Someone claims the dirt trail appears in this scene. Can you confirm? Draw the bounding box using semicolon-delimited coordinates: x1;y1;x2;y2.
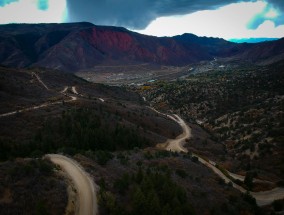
0;75;77;118
32;72;49;90
153;108;284;206
165;114;190;153
0;96;76;118
99;98;105;102
61;86;68;93
47;154;98;215
150;107;190;152
72;86;79;95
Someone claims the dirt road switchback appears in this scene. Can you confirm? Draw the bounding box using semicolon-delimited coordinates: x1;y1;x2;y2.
47;154;98;215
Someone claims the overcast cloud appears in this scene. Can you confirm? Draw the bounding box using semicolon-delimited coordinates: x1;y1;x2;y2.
66;0;284;29
0;0;284;39
66;0;247;29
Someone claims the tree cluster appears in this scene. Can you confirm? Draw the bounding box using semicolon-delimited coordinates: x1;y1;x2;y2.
99;168;195;215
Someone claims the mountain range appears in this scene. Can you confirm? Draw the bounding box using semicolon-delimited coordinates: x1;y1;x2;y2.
229;38;278;43
0;22;283;72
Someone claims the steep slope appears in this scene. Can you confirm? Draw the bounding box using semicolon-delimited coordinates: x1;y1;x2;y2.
0;67;182;159
35;27;205;71
0;23;94;68
233;38;284;65
0;23;283;72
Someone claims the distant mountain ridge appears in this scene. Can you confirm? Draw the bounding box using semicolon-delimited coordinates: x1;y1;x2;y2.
229;38;278;43
0;22;283;72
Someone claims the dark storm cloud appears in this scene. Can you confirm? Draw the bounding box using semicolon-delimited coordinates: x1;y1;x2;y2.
268;0;284;10
66;0;155;29
66;0;284;29
66;0;246;29
267;0;284;26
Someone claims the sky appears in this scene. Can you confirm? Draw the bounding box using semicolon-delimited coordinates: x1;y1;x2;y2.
0;0;284;40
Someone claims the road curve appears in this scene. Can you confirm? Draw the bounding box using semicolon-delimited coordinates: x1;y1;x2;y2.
165;114;190;153
251;188;284;206
149;107;189;152
72;86;79;95
46;154;98;215
227;171;273;184
159;112;284;206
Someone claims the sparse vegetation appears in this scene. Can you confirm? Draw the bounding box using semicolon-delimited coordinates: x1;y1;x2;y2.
139;66;284;179
0;159;67;215
0;62;283;215
77;151;260;215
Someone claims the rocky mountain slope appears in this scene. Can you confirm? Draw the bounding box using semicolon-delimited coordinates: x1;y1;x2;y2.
0;22;283;72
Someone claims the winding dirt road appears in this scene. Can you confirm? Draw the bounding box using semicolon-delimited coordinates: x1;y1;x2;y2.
165;114;190;153
0;102;61;118
2;74;97;214
191;155;284;206
151;107;189;152
156;110;284;206
0;94;77;118
0;74;77;118
47;154;98;215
